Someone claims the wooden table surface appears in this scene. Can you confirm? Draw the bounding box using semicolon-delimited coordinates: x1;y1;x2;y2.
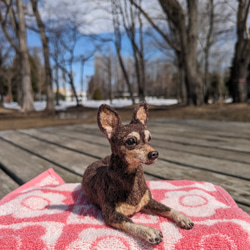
0;119;249;214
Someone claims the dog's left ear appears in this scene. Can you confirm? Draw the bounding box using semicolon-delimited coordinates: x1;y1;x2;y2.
131;101;148;126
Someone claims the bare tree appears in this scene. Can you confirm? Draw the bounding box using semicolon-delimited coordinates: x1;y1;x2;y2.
118;0;146;101
202;0;214;103
101;49;113;103
61;23;80;106
49;22;80;106
229;0;250;102
0;31;12;106
0;49;5;106
111;0;135;104
31;0;54;113
197;0;236;103
49;27;63;106
0;0;35;112
131;0;204;105
5;64;15;103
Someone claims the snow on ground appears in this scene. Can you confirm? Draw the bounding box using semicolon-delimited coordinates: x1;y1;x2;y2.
3;98;179;111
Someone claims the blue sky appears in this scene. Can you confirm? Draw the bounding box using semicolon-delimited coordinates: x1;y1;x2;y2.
26;26;163;94
27;28;96;93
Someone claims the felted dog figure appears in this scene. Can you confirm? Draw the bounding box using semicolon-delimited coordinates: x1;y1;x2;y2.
82;102;194;245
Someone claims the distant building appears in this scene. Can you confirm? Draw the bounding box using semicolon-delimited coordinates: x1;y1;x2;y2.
53;88;87;103
65;89;87;103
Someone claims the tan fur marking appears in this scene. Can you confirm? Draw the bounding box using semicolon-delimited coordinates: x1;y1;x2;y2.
111;221;163;244
154;208;172;217
125;155;139;171
127;131;140;141
144;130;151;142
157;209;193;228
125;145;156;169
115;190;150;216
136;107;147;124
111;221;128;232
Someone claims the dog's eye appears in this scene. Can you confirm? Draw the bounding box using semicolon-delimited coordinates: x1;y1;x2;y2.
148;135;152;142
126;138;136;145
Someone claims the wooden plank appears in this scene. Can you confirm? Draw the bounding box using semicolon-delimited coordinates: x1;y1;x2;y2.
17;126;250;208
152;140;250;165
151;119;250;136
20;129;110;157
150;125;250;149
150;131;250;153
57;124;250;168
63;119;250;139
151;123;250;140
0;168;19;199
24;127;110;151
36;126;250;180
53;122;250;154
0;131;97;176
153;146;250;179
0;134;82;184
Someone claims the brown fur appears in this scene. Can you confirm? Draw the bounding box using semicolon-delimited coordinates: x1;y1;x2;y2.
82;102;194;245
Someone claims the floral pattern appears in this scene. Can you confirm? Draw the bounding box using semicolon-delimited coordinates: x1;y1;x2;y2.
0;169;250;249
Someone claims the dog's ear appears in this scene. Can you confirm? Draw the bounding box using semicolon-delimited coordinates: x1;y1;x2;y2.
131;101;148;126
98;104;121;139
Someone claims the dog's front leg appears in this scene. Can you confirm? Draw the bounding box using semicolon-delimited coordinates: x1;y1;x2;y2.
102;204;163;245
145;199;194;229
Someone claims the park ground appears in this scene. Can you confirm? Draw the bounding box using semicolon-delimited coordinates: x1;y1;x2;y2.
0;102;250;131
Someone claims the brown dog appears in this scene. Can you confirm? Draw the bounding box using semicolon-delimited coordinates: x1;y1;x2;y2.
82;102;194;245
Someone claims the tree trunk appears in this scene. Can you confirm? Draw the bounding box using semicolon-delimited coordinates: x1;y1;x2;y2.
116;44;135;104
7;75;13;103
229;0;250;103
204;0;214;104
31;0;54;113
184;53;204;106
16;0;34;112
68;73;80;106
55;65;60;106
132;44;144;100
176;51;187;103
204;47;210;104
184;0;204;105
0;77;3;107
231;49;250;102
111;0;135;104
107;56;113;104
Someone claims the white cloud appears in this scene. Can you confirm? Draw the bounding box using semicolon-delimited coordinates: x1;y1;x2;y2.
40;0;164;35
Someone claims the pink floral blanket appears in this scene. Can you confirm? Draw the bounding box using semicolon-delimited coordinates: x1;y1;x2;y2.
0;168;250;249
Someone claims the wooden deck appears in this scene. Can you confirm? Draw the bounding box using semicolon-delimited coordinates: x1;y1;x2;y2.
0;119;249;214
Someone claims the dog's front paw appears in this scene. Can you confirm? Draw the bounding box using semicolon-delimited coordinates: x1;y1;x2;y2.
147;227;163;245
134;224;163;245
177;215;194;229
171;210;194;229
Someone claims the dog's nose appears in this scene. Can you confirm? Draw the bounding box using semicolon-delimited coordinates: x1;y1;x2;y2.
148;151;159;160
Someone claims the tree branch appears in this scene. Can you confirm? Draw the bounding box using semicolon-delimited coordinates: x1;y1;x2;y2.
129;0;179;51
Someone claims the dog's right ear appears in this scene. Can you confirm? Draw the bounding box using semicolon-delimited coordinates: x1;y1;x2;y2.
97;104;121;139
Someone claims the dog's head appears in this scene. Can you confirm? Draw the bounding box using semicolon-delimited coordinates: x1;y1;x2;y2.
98;102;158;170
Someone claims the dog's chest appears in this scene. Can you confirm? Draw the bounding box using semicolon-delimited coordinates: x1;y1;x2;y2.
115;176;150;216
